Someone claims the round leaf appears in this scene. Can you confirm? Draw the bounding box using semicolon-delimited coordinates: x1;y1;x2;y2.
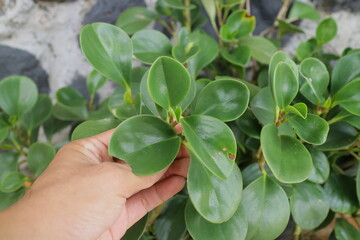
185;200;248;240
86;69;107;98
172;28;199;63
250;87;276;125
148;56;191;110
333;79;360;116
187;153;242;223
284;103;307;119
116;7;157;35
220;46;251;67
56;87;87;106
0;153;19;181
239;36;277;64
0;120;10;143
0;75;38;117
71;119;121;141
54;87;88;121
122;214;148;240
334;218;360;240
307;146;330;184
21;94;53;130
220;10;255;41
316;18;337;45
0;189;25;211
28;142;56;177
260;124;312;183
288;1;320;21
357;165;360;205
181;115;236;179
194;79;249;122
290;181;330;229
80;23;132;88
235;110;261;139
109;115;181;175
242;175;290;240
0;172;24;193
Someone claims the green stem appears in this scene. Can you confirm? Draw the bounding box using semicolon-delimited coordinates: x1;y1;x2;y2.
184;0;191;31
156;18;174;35
293;225;302;240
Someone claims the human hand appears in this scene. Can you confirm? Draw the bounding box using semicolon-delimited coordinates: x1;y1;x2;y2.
0;127;189;240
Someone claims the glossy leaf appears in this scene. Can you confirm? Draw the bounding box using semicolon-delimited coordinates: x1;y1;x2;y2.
277;19;304;39
86;69;107;98
290;181;329;229
0;172;24;193
239;36;277;64
200;0;217;33
307;147;330;184
220;46;251;67
194;79;249;122
54;87;88;121
316;18;337;45
288;1;320;21
21;94;53;130
0;120;9;143
164;0;196;9
333;79;360;116
0;153;18;181
181;115;236;179
0;75;38;117
242;175;290;240
80;23;132;88
235;110;261;139
71;119;121;141
28;142;56;177
185;200;247;240
324;172;359;214
88;98;113;120
242;163;262;187
285;103;307;119
116;7;157;35
334;218;360;240
0;189;25;211
250;87;276;125
187;152;242;223
215;76;260;101
220;10;255;41
260;124;312;183
122;214;148;240
357;165;360;204
148;56;191;110
109;115;181;175
178;76;196;111
140;71;165;117
172;28;199;63
296;40;316;61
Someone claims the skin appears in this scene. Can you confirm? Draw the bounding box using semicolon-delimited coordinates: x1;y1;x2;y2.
0;127;189;240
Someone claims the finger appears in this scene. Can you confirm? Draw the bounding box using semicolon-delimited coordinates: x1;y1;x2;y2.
176;144;190;159
163;157;190;179
174;123;183;134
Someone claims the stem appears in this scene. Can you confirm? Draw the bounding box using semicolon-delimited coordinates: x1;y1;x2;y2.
216;4;224;47
293;225;302;240
146;203;165;231
184;0;191;31
156;18;174;35
256;147;267;175
246;0;251;16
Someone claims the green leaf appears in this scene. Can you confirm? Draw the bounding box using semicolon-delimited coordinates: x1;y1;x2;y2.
299;57;329;104
242;175;290;240
250;87;276;125
288;114;329;145
28;142;56;177
260;124;312;183
154;195;187;240
0;75;38;117
21;94;53;130
277;121;296;137
140;71;165;117
220;10;255;41
53;87;88;121
132;29;172;64
0;153;18;181
276;19;304;39
239;36;277;64
185;200;248;240
285;103;307;119
181;115;236;179
333;79;360;116
307;146;330;184
116;7;157;35
330;109;360;129
324;172;359;214
290;181;329;229
200;0;217;33
43;116;71;141
215;76;260;101
172;28;200;63
164;0;196;9
296;40;316;61
273;62;299;109
357;164;360;204
80;23;132;88
242;163;262;187
316;18;337;45
220;46;251;67
334;218;360;240
331;52;360;94
88;98;113;120
86;69;107;99
71;119;121;141
109;115;181;175
235;110;262;139
0;120;10;143
194;79;249;122
122;214;148;240
0;172;24;193
187;152;242;223
0;188;25;211
288;1;320;21
316;122;358;151
187;31;219;78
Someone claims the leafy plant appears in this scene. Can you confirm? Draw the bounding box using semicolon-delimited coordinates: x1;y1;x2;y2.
0;0;359;239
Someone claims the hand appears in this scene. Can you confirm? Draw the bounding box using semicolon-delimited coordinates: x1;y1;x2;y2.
0;128;189;240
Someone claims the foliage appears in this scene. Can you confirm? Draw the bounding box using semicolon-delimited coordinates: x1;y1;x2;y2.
0;0;359;239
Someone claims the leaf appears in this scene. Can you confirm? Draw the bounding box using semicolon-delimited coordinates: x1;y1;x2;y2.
187;31;219;78
239;36;277;64
288;1;320;21
181;115;236;179
122;214;148;240
220;46;251;67
333;79;360;116
277;19;304;39
148;56;191;110
53;87;88;121
288;114;329;145
88;98;113;120
154;195;187;240
28;142;56;177
0;189;25;211
260;124;312;183
43;116;71;141
273;62;299;109
307;146;330;184
242;163;262;187
187;152;242;223
109;115;181;175
80;23;132;88
334;218;360;240
296;40;316;61
71;119;121;141
278;121;296;137
242;175;290;240
0;120;10;143
194;79;249;122
285;103;307;119
324;172;359;214
316;122;358;151
140;71;165;117
290;181;330;229
0;172;24;193
331;51;360;94
219;0;245;7
0;75;38;117
220;10;255;41
86;69;107;99
200;0;217;33
250;87;276;125
316;18;337;45
357;164;360;204
164;0;196;9
116;7;157;35
299;57;329;104
215;76;260;101
172;28;199;63
185;200;248;240
0;153;19;181
21;94;53;130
